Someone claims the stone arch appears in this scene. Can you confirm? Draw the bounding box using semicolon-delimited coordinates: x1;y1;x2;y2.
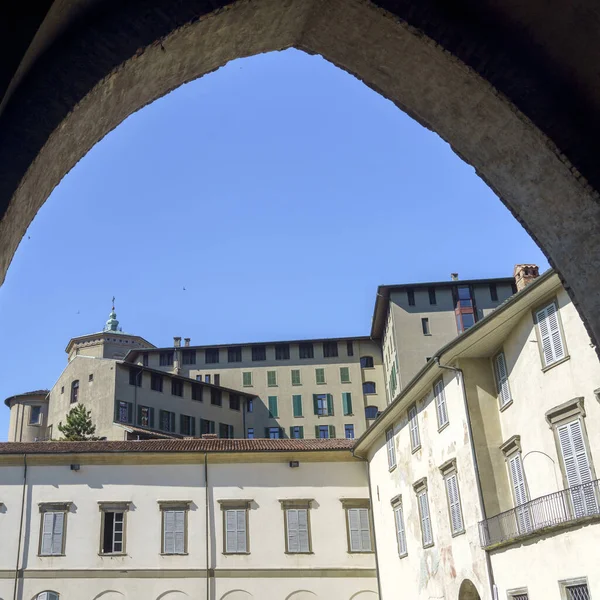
92;592;125;600
156;593;189;600
285;592;318;600
219;591;253;600
349;592;378;600
1;0;599;347
458;580;481;600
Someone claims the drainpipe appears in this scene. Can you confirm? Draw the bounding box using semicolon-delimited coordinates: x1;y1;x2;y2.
434;358;497;600
204;453;210;600
13;453;27;600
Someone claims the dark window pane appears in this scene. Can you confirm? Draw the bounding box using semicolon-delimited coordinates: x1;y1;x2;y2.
363;381;376;394
247;428;254;439
214;374;220;386
323;342;338;358
205;375;211;384
299;343;314;359
191;383;202;401
171;379;183;397
211;388;222;406
490;283;498;301
182;350;196;365
407;288;415;306
462;313;475;330
365;406;379;419
129;368;142;386
428;287;437;305
360;356;374;369
70;380;79;404
227;347;242;363
160;352;174;366
422;318;430;335
346;342;354;356
252;345;266;361
151;373;163;392
229;394;240;411
275;344;290;360
205;348;220;364
142;354;149;366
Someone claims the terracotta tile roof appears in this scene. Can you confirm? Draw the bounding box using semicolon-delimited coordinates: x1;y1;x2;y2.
0;438;356;455
4;390;49;407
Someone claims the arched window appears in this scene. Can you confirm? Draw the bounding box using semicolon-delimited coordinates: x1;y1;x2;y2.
70;380;79;404
363;381;376;395
360;356;374;369
35;592;59;600
364;406;379;420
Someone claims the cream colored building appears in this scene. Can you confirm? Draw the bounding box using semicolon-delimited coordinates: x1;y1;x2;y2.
0;438;378;600
356;269;600;600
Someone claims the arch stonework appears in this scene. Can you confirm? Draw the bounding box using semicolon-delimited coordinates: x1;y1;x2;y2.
0;0;599;347
156;592;189;600
91;592;125;600
219;591;253;600
285;592;318;600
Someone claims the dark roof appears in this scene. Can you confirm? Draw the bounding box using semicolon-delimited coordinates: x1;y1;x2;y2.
0;438;356;455
370;276;515;339
118;424;180;440
4;390;49;407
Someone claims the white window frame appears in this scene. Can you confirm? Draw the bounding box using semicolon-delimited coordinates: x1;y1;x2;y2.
433;378;449;430
159;501;191;555
413;479;433;548
36;593;60;600
38;503;71;556
559;577;592;600
440;459;464;536
386;427;397;470
391;496;407;557
501;436;532;534
493;350;512;409
507;588;529;600
408;403;420;451
341;499;372;553
98;502;131;555
219;500;251;554
280;500;312;554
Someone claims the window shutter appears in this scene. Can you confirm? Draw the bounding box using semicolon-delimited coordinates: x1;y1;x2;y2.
394;505;407;555
191;417;196;437
537;303;566;366
342;392;352;415
127;402;133;423
446;474;463;533
313;395;319;415
114;400;119;422
293;395;302;417
359;508;371;551
329;425;336;438
179;414;185;434
348;508;361;551
494;352;511;406
298;508;309;552
41;512;54;555
149;407;155;428
174;511;185;553
164;510;175;554
434;380;448;427
340;367;350;383
419;492;432;545
509;453;532;531
268;396;278;418
409;405;420;449
236;510;247;552
264;427;269;438
287;509;299;552
315;425;320;439
386;429;396;469
298;426;304;439
326;394;333;416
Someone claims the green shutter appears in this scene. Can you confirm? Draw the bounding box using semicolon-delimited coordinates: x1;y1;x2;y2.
268;396;278;418
293;395;303;417
291;369;301;385
149;407;155;428
315;425;320;439
340;367;350;383
298;426;304;439
313;394;319;415
243;372;252;386
267;371;277;386
342;392;353;416
326;394;333;416
329;425;336;438
114;400;119;422
264;427;269;438
316;368;325;384
127;402;133;423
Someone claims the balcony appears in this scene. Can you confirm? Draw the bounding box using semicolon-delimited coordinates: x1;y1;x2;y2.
479;480;600;548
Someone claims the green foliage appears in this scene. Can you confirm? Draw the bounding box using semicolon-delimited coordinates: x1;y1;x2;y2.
57;404;99;441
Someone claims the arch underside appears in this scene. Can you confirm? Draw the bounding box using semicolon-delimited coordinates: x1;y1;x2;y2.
0;0;598;345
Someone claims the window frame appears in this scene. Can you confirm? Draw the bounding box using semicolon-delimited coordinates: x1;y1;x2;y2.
439;458;465;536
275;343;290;360
205;348;220;364
38;503;71;557
298;342;314;359
346;341;354;356
433;377;449;431
360;356;374;369
558;578;592;600
267;370;278;387
344;424;355;439
363;381;376;395
291;369;301;386
280;500;313;554
386;427;397;471
323;341;339;358
171;378;183;397
315;368;326;385
493;350;512;410
251;345;266;362
218;500;251;555
408;403;421;452
413;479;434;548
227;347;242;363
532;298;569;370
341;499;373;553
98;501;131;556
29;405;42;426
159;501;191;555
159;351;174;366
390;496;407;558
507;588;529;600
242;372;252;387
151;372;163;392
428;287;437;305
181;350;196;365
70;380;79;404
421;317;431;335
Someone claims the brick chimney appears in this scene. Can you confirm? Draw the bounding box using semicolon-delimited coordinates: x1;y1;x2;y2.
173;337;181;347
184;338;191;347
514;264;539;292
451;273;459;281
201;433;218;439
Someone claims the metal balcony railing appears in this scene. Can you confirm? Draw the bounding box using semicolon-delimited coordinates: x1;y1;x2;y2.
479;479;600;548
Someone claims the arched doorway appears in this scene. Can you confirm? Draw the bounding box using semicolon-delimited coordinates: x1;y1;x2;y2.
458;580;481;600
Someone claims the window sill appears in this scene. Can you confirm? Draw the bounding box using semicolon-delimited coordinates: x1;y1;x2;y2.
422;543;435;549
160;552;189;556
438;421;450;433
38;554;65;557
451;529;466;538
411;444;422;455
29;423;42;427
99;553;127;557
316;382;327;385
343;413;354;417
398;552;408;560
389;464;397;473
293;415;304;419
499;399;514;413
285;551;314;555
222;551;251;555
267;385;278;388
542;355;571;373
347;550;374;554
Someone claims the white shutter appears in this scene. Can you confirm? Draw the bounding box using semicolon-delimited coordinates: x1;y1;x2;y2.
434;381;448;427
174;510;185;554
297;508;309;553
386;429;396;469
558;420;598;516
41;512;54;555
225;510;236;552
287;509;309;553
394;505;407;555
51;512;64;555
163;511;176;554
348;508;361;551
359;508;372;551
446;474;464;533
418;492;432;545
509;453;531;532
494;352;512;407
536;302;566;366
236;510;247;552
409;405;420;449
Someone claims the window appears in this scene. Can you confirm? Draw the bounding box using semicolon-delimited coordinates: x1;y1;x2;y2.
137;405;154;428
407;288;415;306
251;345;266;361
159;410;176;432
219;423;234;438
365;405;378;420
421;318;430;335
142;353;149;366
316;424;335;439
323;341;338;358
228;347;242;363
214;374;220;386
200;419;215;435
70;380;79;404
386;428;396;470
535;301;567;368
340;366;351;383
506;449;532;533
345;424;355;439
440;460;464;535
268;396;278;418
392;498;407;557
457;285;472;307
205;348;220;364
247;398;253;413
342;500;372;552
29;405;42;425
205;374;211;384
490;283;498;301
360;356;374;368
342;392;353;415
433;378;449;429
160;351;174;366
160;502;190;554
290;425;304;439
508;591;529;600
363;381;376;395
211;388;222;406
292;395;303;417
408;404;420;451
229;394;240;411
267;370;277;387
247;428;254;439
242;372;252;387
182;350;196;365
275;343;290;360
39;505;69;556
494;351;512;408
180;414;195;436
191;383;202;401
313;393;333;416
267;427;282;439
281;500;312;553
61;386;64;394
299;342;314;359
389;363;398;398
151;373;163;392
171;379;183;397
115;400;132;424
562;581;591;600
428;287;437;305
36;593;59;600
315;368;326;384
220;501;250;554
414;480;433;547
347;341;354;356
291;369;301;385
88;373;94;382
99;503;130;554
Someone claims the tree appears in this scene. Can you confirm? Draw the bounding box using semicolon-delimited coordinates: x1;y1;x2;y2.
57;404;99;441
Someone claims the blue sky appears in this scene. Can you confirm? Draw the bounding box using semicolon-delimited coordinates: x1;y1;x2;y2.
0;49;548;438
